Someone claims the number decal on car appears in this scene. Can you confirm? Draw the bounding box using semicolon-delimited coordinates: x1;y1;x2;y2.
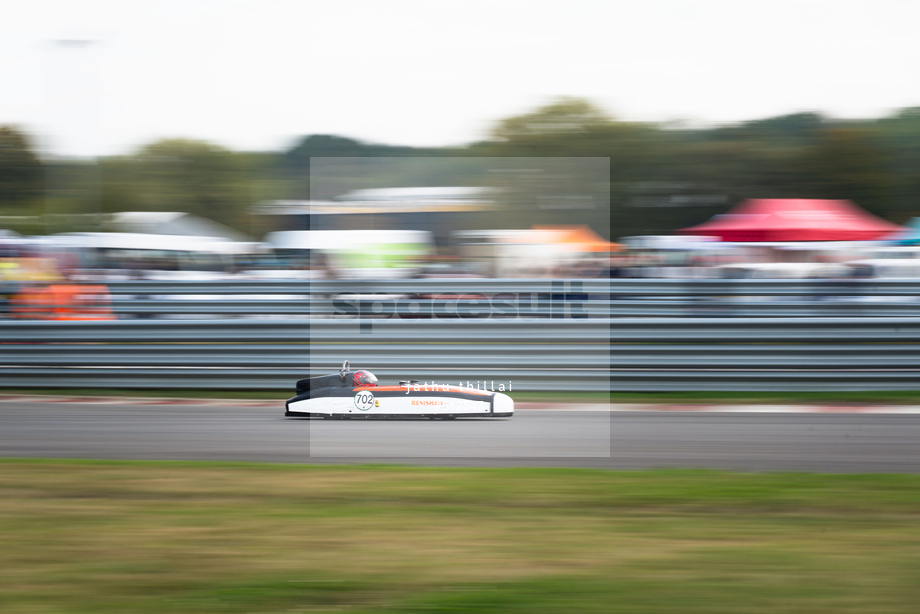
354;391;375;411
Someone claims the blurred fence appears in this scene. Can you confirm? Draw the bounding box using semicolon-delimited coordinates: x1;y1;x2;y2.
7;278;920;318
3;317;920;392
76;278;920;318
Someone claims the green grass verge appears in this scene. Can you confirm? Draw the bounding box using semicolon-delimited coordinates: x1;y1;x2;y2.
2;460;919;613
4;388;920;404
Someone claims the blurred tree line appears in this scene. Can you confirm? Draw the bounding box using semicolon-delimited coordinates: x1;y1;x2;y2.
2;97;920;240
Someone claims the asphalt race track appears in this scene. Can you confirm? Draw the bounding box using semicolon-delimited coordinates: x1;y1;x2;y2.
2;400;920;472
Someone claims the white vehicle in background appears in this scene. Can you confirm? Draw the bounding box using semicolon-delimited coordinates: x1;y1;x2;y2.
854;246;920;261
39;232;312;319
45;232;255;281
713;262;849;279
844;259;920;279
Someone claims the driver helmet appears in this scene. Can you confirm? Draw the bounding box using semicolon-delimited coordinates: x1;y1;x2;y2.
352;370;378;387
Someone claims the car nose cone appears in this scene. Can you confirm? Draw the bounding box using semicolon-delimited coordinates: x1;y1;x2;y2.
493;392;514;416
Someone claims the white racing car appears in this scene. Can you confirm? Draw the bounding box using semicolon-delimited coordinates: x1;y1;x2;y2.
285;361;514;419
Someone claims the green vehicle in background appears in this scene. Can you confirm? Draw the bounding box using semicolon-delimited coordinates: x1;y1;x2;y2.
264;229;433;279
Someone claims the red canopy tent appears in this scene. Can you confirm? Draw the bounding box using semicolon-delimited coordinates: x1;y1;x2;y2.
679;199;904;242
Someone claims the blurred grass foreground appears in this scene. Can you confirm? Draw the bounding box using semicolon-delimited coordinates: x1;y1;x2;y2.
2;460;920;613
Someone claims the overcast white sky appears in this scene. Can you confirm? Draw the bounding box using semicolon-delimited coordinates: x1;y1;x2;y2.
2;0;919;158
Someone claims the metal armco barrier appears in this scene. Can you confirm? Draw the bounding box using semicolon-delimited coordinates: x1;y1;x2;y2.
2;317;920;391
97;278;920;297
61;278;920;318
6;278;920;318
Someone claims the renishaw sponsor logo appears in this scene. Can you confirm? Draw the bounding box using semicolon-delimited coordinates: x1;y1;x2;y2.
331;282;587;320
412;400;446;406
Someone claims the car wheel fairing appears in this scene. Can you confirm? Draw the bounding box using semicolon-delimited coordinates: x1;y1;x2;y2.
286;388;513;419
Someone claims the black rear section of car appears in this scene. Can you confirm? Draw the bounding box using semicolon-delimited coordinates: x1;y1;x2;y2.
295;374;346;395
